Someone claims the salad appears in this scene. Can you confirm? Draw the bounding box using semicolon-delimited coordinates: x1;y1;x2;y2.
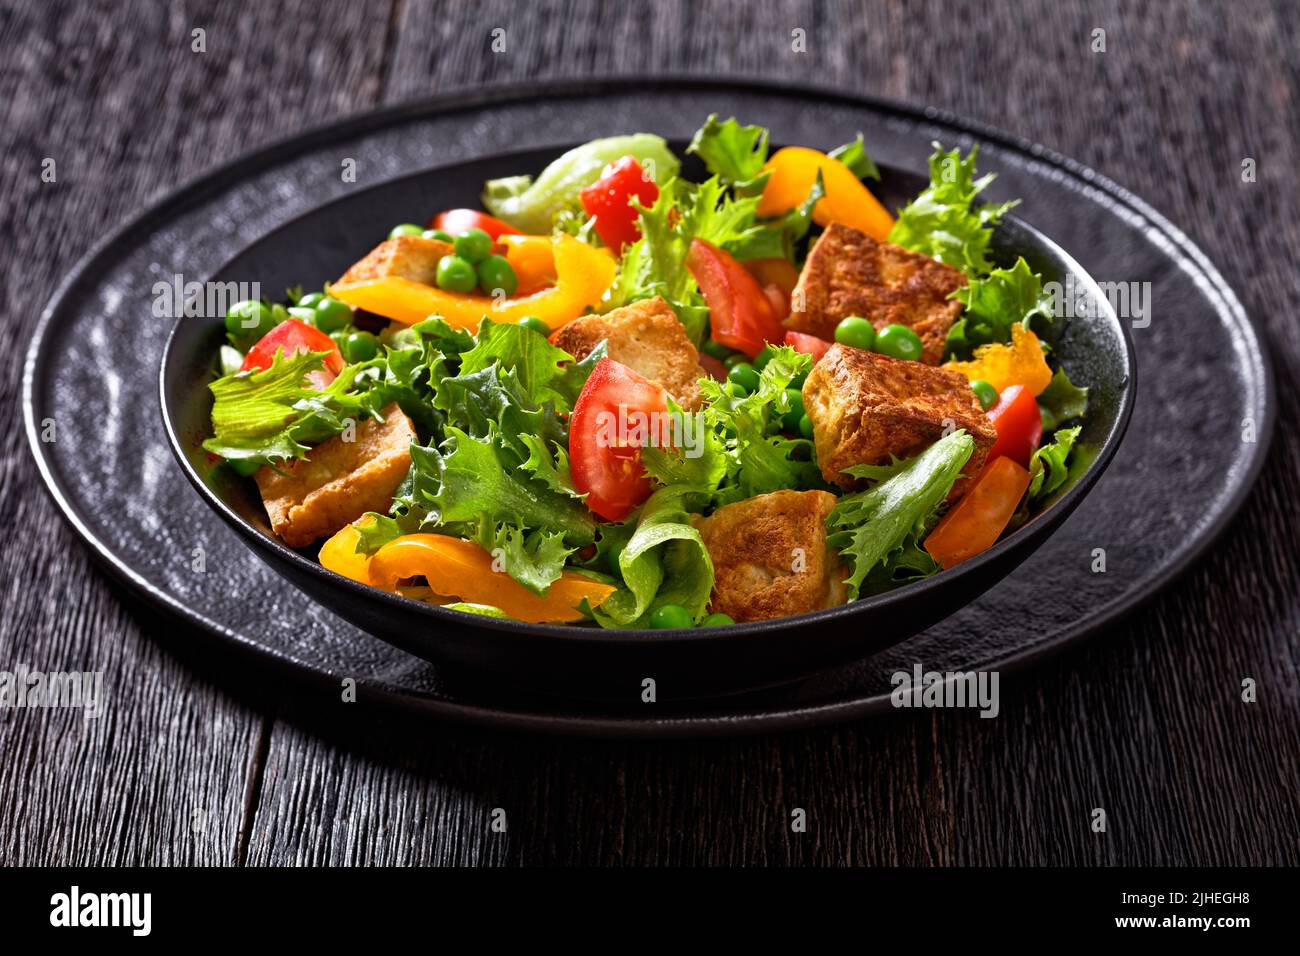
202;116;1090;628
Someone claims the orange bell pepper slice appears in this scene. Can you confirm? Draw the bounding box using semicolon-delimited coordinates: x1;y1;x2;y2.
366;534;615;624
755;146;895;241
318;521;375;585
330;235;615;329
943;324;1053;396
923;456;1031;570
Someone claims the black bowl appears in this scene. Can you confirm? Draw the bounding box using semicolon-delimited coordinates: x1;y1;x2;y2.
161;143;1134;701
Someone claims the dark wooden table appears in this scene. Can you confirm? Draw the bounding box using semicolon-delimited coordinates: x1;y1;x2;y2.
2;0;1296;866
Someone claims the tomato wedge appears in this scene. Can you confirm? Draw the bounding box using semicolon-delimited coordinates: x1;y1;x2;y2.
579;155;660;252
569;358;668;521
784;330;833;362
924;456;1031;569
986;385;1043;466
240;318;343;390
685;238;784;358
428;208;522;239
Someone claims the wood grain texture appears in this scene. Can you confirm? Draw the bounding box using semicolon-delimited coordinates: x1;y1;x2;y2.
1;0;1297;866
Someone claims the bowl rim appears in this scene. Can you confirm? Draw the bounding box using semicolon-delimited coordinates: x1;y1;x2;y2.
159;140;1136;647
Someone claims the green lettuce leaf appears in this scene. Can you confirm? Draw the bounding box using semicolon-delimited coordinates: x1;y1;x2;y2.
945;257;1053;357
1037;367;1089;432
827;430;975;598
481;134;680;233
202;348;362;464
888;142;1017;277
1028;426;1081;501
589;487;714;628
828;133;881;181
686;114;770;192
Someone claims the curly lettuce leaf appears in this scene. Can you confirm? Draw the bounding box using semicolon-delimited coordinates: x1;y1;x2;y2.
828;133;881;182
827;430;975;598
482;134;680;233
686;114;770;192
202;349;361;464
888;142;1017;277
945;257;1053;358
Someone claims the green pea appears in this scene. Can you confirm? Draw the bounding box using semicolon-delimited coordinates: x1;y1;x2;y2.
970;379;999;410
725;382;748;398
781;388;805;431
834;315;876;351
875;324;924;362
701;612;735;627
753;343;778;370
477;254;518;296
224;300;275;338
342;330;379;363
701;339;732;360
388;223;425;239
422;228;454;243
798;414;815;440
453;227;493;264
519;316;550;336
313;296;353;333
723;353;749;370
436;255;478;293
227;457;262;477
649;604;693;629
727;362;761;393
297;292;325;309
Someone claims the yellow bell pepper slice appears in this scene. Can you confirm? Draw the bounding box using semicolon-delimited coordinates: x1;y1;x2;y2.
330;235;615;329
943;324;1053;396
318;521;374;586
367;534;615;624
499;234;557;291
756;146;895;241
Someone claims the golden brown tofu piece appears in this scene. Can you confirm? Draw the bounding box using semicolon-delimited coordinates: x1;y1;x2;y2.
787;223;966;365
802;344;995;496
695;490;848;623
335;235;454;288
551;297;706;410
255;405;415;548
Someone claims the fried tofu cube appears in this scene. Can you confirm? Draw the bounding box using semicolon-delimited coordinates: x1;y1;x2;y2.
802;344;995;495
695;490;848;623
551;297;706;410
255;405;415;548
787;223;967;365
335;235;454;288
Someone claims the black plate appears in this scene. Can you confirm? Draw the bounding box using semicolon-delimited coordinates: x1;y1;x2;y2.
160;146;1131;699
24;78;1274;735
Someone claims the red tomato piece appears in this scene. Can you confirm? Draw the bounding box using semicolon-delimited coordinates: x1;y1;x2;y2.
685;238;785;358
784;330;833;362
985;384;1043;466
569;358;669;521
762;283;790;320
240;319;343;390
698;353;729;382
428;208;523;239
924;456;1031;569
579;156;660;252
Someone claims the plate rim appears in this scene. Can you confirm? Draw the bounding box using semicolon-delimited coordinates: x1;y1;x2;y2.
22;74;1276;737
